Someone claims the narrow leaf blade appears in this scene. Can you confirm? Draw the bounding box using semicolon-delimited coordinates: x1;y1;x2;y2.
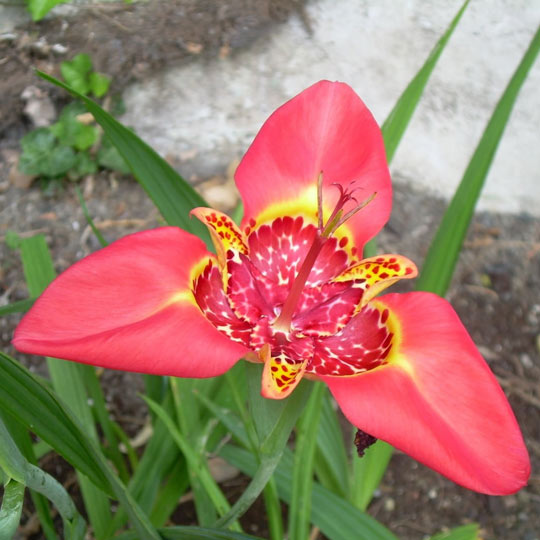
416;23;540;295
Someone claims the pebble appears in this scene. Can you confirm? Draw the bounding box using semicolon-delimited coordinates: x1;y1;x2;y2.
520;353;534;369
52;43;68;55
384;497;395;512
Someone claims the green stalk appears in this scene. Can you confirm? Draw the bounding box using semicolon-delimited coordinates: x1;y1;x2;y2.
288;382;325;540
262;478;284;540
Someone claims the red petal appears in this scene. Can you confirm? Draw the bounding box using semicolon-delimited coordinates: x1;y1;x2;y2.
321;292;530;494
235;80;391;251
13;228;249;377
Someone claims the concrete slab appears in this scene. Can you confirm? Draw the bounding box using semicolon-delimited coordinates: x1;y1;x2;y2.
120;0;540;216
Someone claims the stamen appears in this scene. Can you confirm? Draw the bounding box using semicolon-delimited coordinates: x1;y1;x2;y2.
273;176;376;333
325;192;377;238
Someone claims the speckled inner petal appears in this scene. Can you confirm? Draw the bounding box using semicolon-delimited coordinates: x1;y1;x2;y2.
248;217;350;290
309;304;393;376
192;261;252;346
191;215;404;389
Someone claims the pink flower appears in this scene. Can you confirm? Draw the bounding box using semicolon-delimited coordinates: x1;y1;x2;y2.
13;81;530;495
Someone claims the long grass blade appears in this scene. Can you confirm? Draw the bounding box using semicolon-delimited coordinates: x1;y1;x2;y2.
416;23;540;295
288;382;325;540
20;235;112;538
313;389;349;497
143;394;238;528
0;352;161;540
0;479;25;540
355;0;471;508
0;298;35;316
221;445;397;540
116;526;263;540
429;524;480;540
382;0;469;162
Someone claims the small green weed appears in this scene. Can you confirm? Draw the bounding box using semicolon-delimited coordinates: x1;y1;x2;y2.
18;55;129;188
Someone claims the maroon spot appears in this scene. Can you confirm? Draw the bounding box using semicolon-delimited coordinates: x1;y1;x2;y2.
366;274;371;279
389;257;396;263
282;365;289;372
376;257;384;263
227;250;234;260
379;272;389;279
281;376;291;382
372;266;380;274
218;231;225;238
351;247;357;255
339;236;348;248
249;218;256;227
394;264;401;271
276;379;284;387
381;345;392;359
380;308;389;324
271;366;278;372
405;267;413;275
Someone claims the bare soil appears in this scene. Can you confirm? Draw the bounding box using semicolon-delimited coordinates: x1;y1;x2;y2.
1;1;539;539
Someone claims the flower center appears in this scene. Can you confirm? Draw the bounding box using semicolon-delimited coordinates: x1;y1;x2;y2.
273;173;376;332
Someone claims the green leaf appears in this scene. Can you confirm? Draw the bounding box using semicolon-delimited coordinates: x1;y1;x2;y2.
0;298;36;317
0;419;26;483
0;351;161;540
142;395;237;526
89;72;111;98
97;136;131;174
0;479;25;539
429;524;480;540
288;382;325;540
351;440;393;510
116;526;262;540
0;417;87;539
149;459;189;526
417;23;540;295
0;412;58;540
51;103;98;151
221;445;397;540
19;128;56;176
4;230;22;251
215;366;312;529
37;71;211;247
60;54;93;95
20;235;112;538
75;186;107;247
26;0;68;21
358;0;471;510
313;389;350;497
382;0;470;162
48;146;77;177
69;151;98;180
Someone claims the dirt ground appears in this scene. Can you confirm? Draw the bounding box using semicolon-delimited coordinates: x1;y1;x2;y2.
1;2;539;539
